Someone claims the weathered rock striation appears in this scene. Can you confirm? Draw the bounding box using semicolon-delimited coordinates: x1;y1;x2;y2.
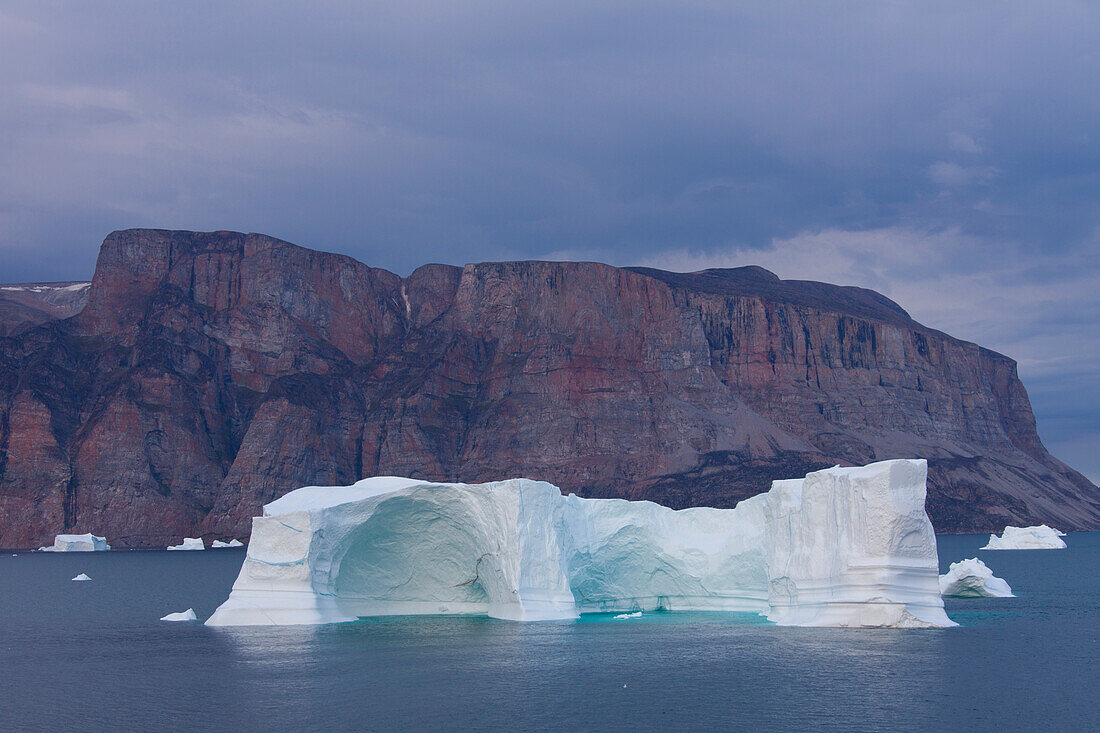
0;229;1096;547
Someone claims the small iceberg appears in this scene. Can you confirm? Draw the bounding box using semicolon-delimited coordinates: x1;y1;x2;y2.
167;538;205;551
38;533;110;552
211;539;244;548
71;573;92;582
939;558;1013;598
981;525;1066;550
613;611;643;619
160;608;198;622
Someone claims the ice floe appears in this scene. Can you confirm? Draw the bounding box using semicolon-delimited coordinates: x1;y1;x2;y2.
207;459;953;629
160;609;198;621
981;525;1066;550
211;539;244;548
71;573;92;581
167;538;205;551
939;558;1013;597
39;533;110;552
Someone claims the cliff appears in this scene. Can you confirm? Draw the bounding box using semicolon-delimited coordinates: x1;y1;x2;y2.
0;229;1096;547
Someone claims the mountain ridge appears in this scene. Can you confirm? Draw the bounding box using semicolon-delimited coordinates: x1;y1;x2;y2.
0;228;1096;548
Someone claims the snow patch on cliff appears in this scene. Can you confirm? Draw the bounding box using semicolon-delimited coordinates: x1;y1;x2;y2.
939;558;1013;597
981;525;1066;550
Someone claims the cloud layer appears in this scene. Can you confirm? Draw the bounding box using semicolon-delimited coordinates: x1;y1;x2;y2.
1;1;1097;480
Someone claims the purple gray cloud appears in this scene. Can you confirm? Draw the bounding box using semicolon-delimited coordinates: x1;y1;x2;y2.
1;1;1097;480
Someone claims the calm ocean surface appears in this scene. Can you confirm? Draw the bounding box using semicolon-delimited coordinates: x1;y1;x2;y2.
2;533;1097;731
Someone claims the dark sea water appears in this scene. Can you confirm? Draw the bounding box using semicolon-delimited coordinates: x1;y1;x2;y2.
2;534;1097;732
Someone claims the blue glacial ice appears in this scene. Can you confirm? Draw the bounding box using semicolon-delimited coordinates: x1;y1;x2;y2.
207;459;955;629
938;558;1013;597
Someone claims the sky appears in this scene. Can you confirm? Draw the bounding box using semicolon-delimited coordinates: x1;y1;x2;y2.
1;2;1097;482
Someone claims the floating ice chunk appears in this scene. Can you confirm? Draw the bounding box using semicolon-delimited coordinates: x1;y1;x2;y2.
207;459;953;629
167;538;205;551
981;525;1067;550
71;573;92;581
38;533;110;552
939;558;1013;597
613;612;642;619
211;539;244;548
160;608;198;621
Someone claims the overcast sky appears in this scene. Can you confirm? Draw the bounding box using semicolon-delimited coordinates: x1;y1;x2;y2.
1;2;1097;481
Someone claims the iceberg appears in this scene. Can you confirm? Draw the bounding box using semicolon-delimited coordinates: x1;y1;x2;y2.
208;459;953;629
981;525;1067;550
38;533;110;552
167;538;205;551
211;539;244;548
71;573;92;581
938;558;1013;597
613;612;643;619
160;608;198;621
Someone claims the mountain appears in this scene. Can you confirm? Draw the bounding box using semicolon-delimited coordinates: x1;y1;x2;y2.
0;282;90;337
0;229;1096;548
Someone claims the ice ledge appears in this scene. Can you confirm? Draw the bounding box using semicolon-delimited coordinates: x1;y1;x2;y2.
207;459;955;629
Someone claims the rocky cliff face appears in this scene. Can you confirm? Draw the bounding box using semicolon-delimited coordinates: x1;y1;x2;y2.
1;229;1096;547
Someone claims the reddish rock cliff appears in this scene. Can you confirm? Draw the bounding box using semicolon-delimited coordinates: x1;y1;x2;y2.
0;229;1096;547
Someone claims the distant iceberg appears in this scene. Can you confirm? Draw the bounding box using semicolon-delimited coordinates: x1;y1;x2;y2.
939;558;1012;597
38;533;110;552
71;573;92;582
981;525;1066;550
211;539;244;548
613;612;643;619
207;459;954;629
167;538;205;551
160;608;198;621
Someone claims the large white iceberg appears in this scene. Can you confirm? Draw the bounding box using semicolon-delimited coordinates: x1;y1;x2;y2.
167;538;205;551
38;533;110;552
207;459;953;628
981;525;1066;550
938;558;1013;597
